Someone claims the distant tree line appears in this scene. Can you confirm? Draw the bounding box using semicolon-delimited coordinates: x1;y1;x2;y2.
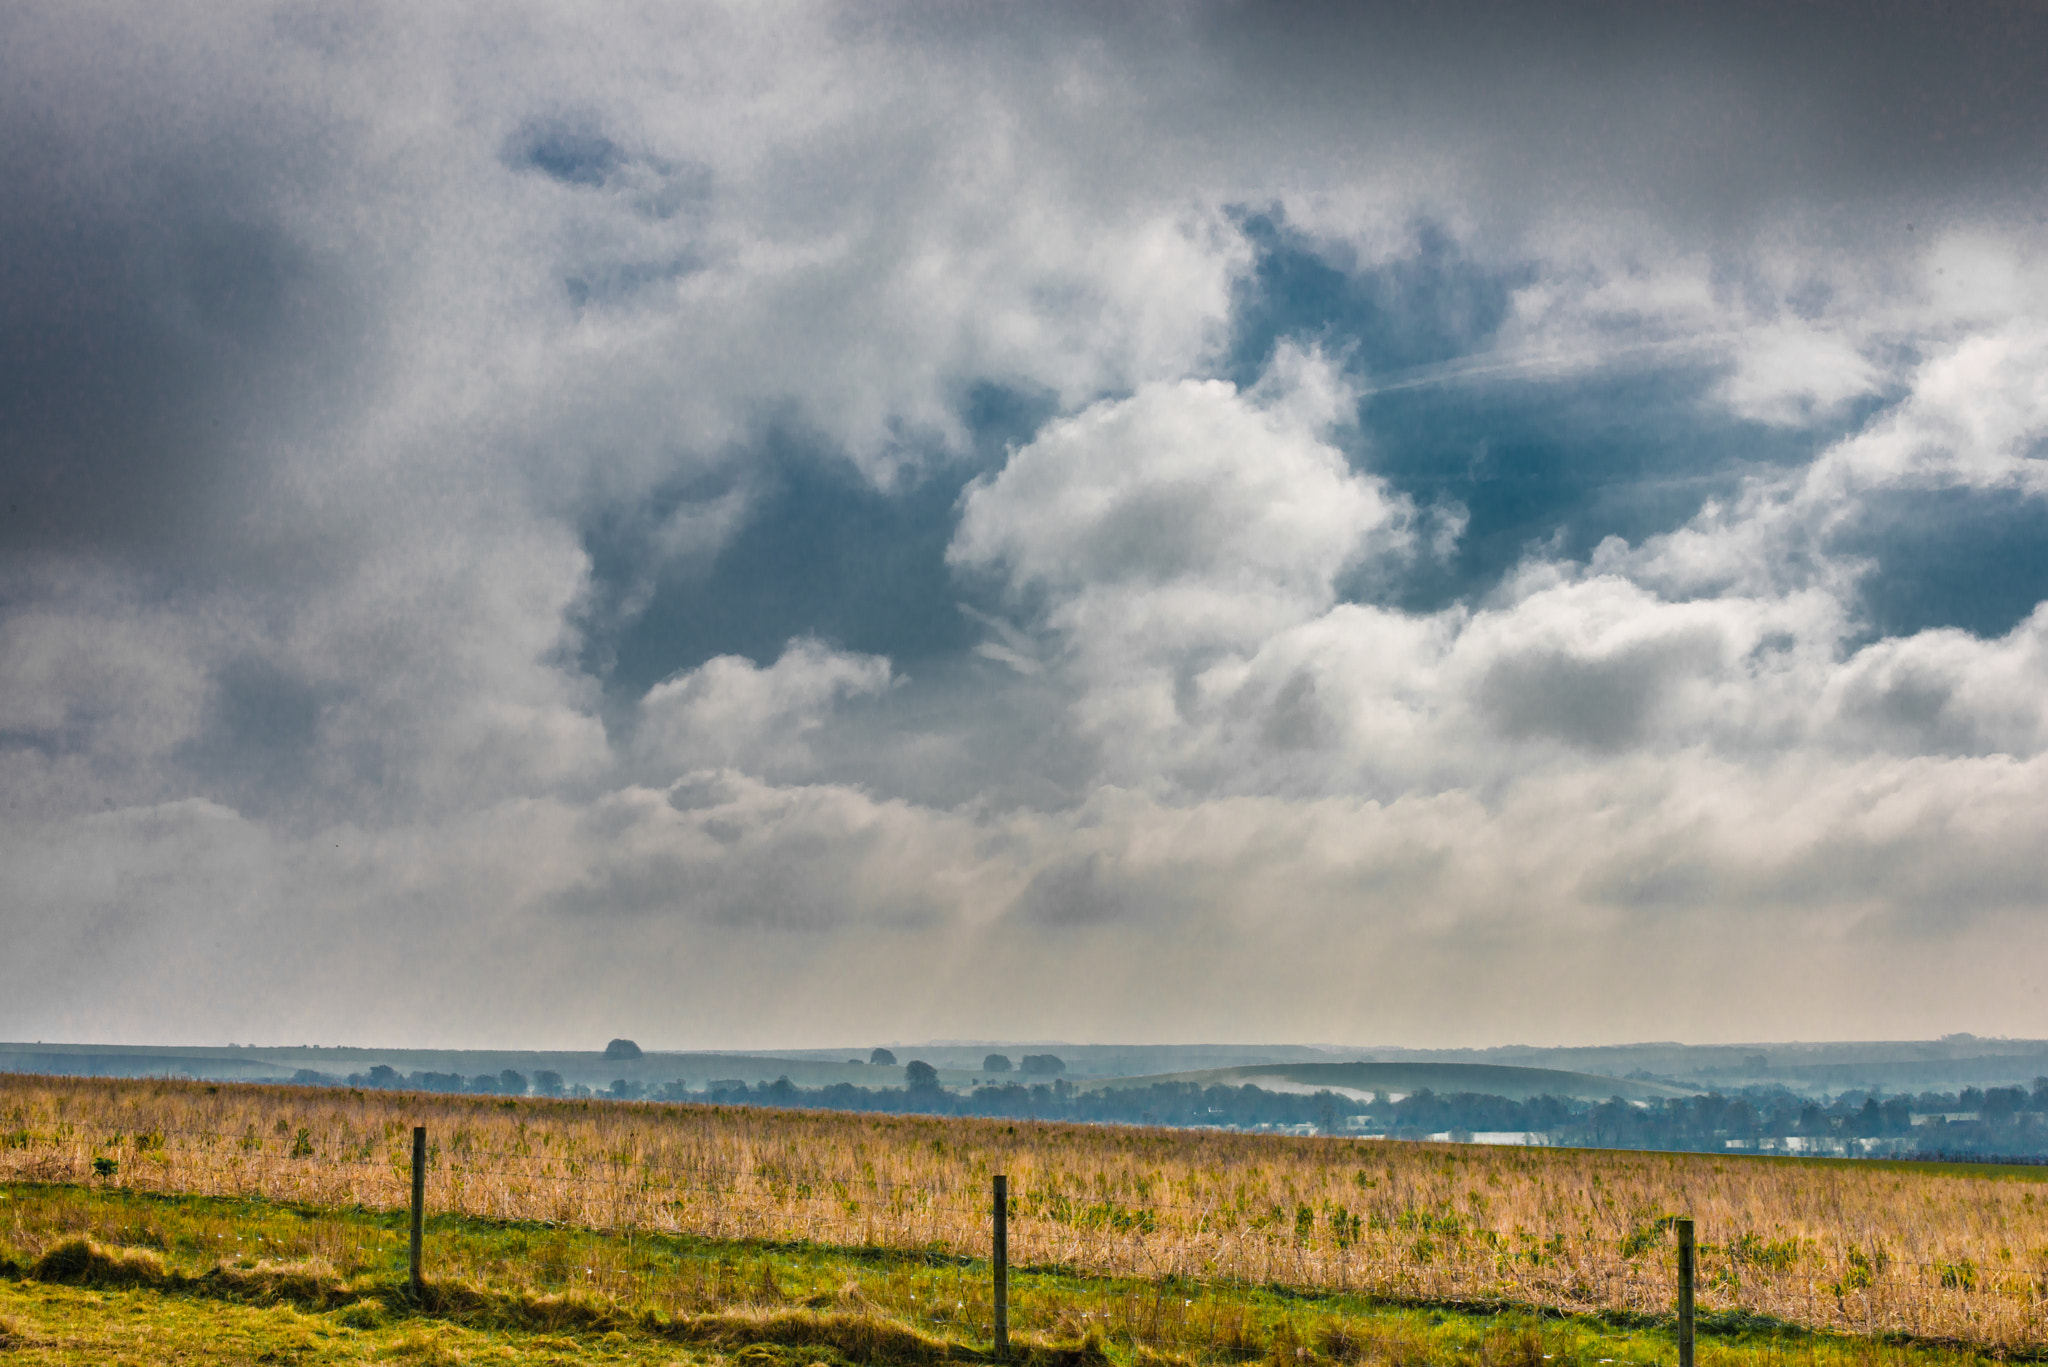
285;1064;2048;1159
297;1065;589;1097
681;1076;1349;1126
1365;1081;2048;1156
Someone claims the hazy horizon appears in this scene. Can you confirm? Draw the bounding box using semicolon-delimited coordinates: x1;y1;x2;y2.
7;1032;2046;1051
7;1030;2047;1062
6;2;2048;1049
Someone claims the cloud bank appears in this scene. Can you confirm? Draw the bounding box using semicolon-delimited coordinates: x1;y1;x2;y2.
5;2;2048;1048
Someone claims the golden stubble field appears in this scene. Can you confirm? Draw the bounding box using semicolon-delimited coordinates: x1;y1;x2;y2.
4;1076;2046;1349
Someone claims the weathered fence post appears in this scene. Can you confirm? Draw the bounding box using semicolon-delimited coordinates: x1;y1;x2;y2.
993;1173;1009;1358
410;1126;427;1298
1675;1216;1695;1367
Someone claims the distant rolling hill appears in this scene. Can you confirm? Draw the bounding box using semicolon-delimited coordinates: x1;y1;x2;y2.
0;1044;965;1090
0;1046;1692;1100
1080;1060;1696;1102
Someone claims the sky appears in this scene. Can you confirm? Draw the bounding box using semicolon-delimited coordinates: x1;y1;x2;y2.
5;2;2048;1051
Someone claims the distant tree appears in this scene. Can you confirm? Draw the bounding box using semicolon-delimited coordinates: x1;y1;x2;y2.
983;1054;1013;1073
1019;1054;1065;1076
870;1048;898;1066
367;1065;400;1088
468;1074;500;1094
1983;1087;2025;1124
604;1039;643;1060
532;1070;564;1097
905;1060;940;1091
499;1069;528;1096
655;1079;691;1101
608;1078;644;1099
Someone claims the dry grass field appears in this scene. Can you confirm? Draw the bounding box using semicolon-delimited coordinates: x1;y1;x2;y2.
4;1075;2046;1350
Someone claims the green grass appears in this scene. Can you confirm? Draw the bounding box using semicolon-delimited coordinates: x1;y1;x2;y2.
0;1182;2023;1367
0;1278;710;1365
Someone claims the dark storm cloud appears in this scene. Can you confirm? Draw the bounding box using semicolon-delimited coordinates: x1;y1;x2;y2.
0;9;386;573
1195;0;2048;224
0;180;365;564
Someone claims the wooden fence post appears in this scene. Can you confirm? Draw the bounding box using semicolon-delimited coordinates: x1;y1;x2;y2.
410;1126;426;1298
1675;1216;1695;1367
993;1174;1009;1359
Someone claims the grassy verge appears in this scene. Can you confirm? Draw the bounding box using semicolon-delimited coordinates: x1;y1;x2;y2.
0;1182;2019;1367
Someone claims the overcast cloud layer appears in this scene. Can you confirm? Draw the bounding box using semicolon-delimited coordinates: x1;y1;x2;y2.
6;2;2048;1049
